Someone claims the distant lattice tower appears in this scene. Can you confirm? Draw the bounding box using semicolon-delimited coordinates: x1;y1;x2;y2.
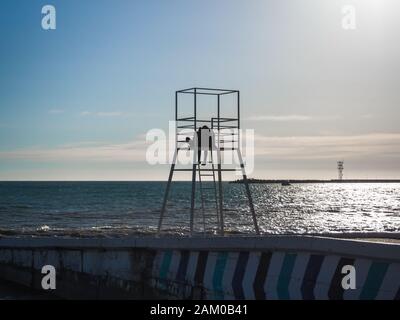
337;161;344;180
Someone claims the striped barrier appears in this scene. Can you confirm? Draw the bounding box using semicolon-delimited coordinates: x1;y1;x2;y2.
0;236;399;299
151;250;400;300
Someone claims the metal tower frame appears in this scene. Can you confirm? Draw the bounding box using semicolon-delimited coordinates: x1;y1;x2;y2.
157;88;260;236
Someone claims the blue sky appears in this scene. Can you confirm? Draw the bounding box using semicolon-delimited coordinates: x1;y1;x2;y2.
1;0;399;180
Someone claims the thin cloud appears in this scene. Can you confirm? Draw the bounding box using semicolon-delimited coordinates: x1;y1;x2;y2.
49;109;65;114
2;132;399;165
80;111;123;117
246;114;343;122
253;132;400;160
97;112;123;117
0;139;148;163
246;114;313;121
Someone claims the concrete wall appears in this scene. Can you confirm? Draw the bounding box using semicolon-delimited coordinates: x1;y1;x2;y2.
0;236;399;300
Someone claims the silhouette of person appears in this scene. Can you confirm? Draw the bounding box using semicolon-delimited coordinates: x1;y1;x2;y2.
185;136;198;163
185;136;195;150
196;125;215;165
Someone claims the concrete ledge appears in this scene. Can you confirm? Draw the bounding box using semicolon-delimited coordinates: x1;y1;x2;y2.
0;236;399;262
0;236;399;299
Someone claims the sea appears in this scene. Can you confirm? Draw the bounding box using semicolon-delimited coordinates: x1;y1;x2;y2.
0;182;399;237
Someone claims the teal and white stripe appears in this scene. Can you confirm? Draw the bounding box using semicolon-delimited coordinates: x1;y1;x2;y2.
151;249;400;300
288;253;310;300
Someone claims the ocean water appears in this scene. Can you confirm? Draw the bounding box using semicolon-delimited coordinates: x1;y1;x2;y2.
0;182;399;237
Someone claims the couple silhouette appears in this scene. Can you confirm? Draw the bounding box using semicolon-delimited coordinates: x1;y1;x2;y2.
186;125;216;165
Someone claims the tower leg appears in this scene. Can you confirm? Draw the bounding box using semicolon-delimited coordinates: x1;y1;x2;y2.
217;148;224;236
236;150;260;235
158;149;178;235
189;147;198;236
197;165;206;234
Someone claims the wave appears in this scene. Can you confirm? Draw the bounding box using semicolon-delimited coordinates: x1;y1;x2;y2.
1;226;400;240
0;205;33;210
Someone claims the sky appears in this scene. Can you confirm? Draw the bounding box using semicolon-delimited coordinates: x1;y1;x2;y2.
0;0;399;180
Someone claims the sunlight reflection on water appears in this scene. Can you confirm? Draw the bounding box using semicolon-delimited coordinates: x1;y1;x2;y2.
0;182;399;236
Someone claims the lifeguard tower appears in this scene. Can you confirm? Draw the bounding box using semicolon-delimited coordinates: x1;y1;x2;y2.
157;88;259;236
